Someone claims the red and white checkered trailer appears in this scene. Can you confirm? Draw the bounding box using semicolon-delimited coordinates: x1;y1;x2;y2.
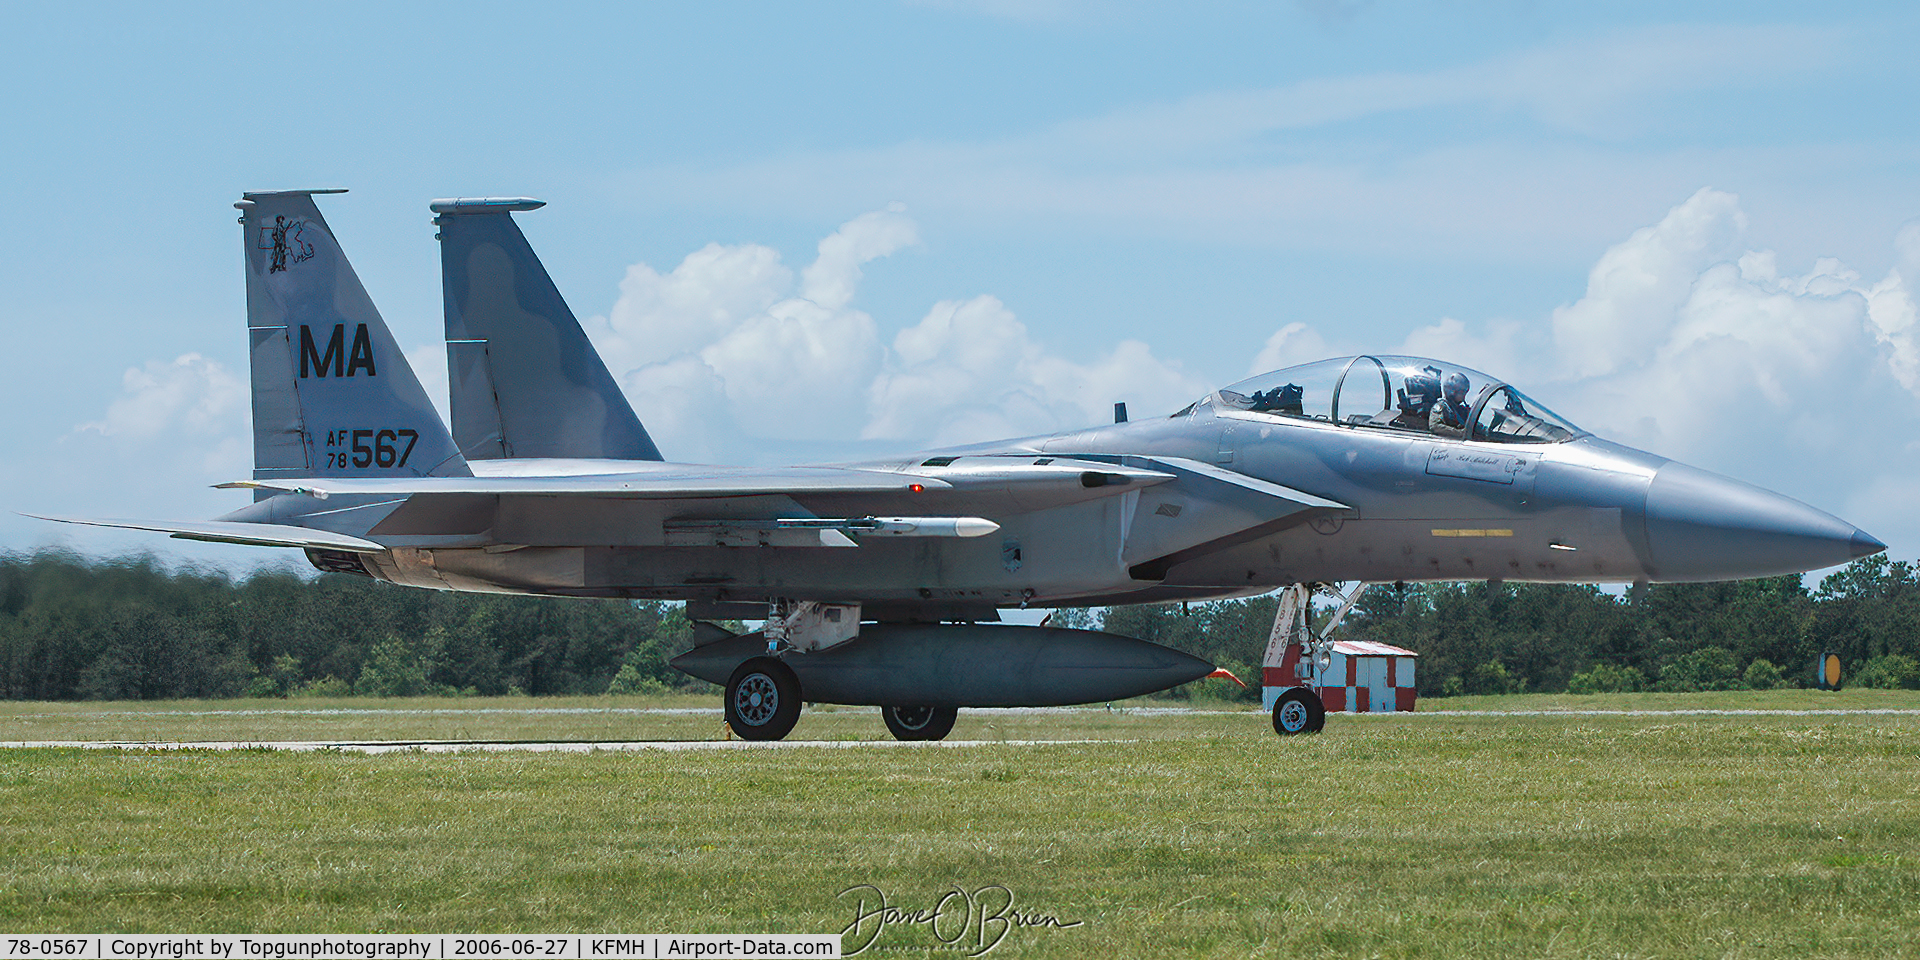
1262;637;1419;714
1318;640;1418;713
1259;583;1421;730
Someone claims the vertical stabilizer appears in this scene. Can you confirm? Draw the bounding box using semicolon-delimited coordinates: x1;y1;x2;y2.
432;198;663;461
237;190;469;480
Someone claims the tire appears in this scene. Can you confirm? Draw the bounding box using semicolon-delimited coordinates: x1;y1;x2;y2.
725;657;802;741
1272;687;1326;736
882;705;959;741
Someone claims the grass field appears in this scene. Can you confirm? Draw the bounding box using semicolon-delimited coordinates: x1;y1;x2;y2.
2;691;1918;958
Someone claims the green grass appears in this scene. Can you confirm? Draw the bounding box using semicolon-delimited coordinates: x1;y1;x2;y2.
1;691;1917;957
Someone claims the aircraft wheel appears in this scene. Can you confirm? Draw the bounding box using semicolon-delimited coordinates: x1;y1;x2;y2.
726;657;802;741
1272;687;1326;736
882;705;958;741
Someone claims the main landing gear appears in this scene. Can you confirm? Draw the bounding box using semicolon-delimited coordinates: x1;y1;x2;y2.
724;657;801;741
882;705;959;741
721;656;960;743
726;601;969;742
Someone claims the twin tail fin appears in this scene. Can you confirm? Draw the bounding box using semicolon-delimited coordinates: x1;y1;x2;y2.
238;189;470;482
433;198;663;462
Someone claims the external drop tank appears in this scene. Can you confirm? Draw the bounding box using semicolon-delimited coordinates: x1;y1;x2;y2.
669;623;1216;708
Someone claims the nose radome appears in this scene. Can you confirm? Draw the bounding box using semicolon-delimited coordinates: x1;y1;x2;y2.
1643;462;1881;581
1852;529;1888;559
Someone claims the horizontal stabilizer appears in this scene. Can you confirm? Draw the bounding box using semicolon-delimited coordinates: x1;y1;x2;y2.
26;514;384;552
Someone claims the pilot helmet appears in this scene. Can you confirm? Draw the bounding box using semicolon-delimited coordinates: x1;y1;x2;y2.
1443;372;1470;403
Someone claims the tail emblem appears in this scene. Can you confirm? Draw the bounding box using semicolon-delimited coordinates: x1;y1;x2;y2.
260;215;316;273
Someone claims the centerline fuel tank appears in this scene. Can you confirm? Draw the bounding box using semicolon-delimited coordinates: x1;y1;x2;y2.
669;623;1216;707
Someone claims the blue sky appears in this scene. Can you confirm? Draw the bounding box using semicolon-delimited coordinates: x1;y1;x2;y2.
5;1;1919;575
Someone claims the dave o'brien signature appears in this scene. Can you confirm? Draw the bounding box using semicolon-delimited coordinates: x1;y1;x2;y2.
838;884;1083;956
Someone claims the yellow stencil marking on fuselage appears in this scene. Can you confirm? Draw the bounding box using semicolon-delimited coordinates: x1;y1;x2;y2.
1429;529;1514;538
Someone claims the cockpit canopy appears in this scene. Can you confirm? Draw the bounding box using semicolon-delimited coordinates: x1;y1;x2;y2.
1200;355;1583;444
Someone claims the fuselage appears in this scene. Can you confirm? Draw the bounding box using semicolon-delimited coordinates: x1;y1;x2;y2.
260;385;1878;613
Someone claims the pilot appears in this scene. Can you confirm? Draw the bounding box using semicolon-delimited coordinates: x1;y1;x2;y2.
1429;372;1472;439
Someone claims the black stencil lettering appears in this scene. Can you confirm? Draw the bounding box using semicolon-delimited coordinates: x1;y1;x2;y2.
300;324;346;378
346;324;377;377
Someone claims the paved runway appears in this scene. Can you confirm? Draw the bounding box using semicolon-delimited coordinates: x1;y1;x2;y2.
1411;708;1920;717
3;706;1913;754
0;737;1120;753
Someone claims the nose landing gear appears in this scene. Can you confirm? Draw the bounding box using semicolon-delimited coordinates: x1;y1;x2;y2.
1271;687;1326;736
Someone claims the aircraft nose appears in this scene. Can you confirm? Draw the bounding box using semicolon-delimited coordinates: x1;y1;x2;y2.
1852;528;1888;559
1643;462;1883;580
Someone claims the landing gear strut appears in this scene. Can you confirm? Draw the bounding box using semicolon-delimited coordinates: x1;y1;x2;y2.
725;656;801;741
1261;581;1371;737
882;705;958;741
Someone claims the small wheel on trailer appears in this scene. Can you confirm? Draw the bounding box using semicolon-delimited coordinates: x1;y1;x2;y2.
882;705;959;741
725;656;802;741
1271;687;1326;736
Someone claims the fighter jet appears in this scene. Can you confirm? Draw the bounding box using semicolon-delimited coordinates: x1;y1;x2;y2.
43;190;1885;742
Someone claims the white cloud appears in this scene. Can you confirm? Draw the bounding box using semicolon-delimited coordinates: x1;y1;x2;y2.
1550;188;1747;380
868;295;1205;444
1248;188;1920;551
1249;322;1330;375
588;208;1204;460
591;241;792;377
78;353;245;441
800;205;918;310
1863;220;1920;391
618;354;736;464
71;353;250;484
1398;316;1527;379
1529;191;1910;469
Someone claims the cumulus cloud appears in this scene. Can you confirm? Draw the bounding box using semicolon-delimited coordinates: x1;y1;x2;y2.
1248;322;1330;375
79;354;245;440
585;207;1205;461
1241;188;1920;551
868;295;1205;444
593;241;792;376
1528;189;1914;469
1550;188;1747;380
73;353;249;480
1863;220;1920;391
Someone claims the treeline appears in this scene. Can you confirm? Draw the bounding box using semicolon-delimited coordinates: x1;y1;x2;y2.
1092;554;1920;700
0;551;707;701
0;550;1916;702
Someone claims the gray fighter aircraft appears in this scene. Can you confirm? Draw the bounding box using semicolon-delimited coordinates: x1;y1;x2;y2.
44;190;1885;741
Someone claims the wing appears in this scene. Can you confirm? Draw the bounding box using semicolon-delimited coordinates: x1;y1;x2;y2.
218;457;1176;506
203;457;1183;550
